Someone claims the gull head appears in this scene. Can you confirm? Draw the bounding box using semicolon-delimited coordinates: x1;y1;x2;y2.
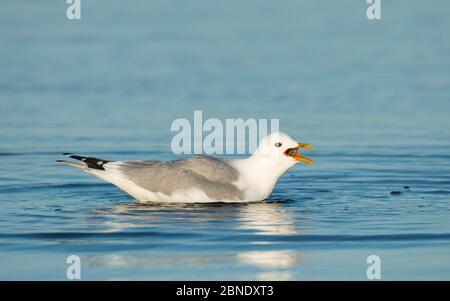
251;132;314;174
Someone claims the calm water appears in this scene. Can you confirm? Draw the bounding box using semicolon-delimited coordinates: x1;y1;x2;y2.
1;0;450;280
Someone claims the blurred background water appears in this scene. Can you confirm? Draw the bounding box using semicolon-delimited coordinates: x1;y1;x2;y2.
0;0;449;280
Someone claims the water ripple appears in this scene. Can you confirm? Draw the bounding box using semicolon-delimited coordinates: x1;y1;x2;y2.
1;232;449;243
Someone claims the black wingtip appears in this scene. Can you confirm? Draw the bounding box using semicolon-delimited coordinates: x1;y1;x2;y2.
60;153;112;170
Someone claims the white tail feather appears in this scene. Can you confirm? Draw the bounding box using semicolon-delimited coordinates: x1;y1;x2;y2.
56;160;87;169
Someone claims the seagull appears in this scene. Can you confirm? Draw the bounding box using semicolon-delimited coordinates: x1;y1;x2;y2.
57;132;314;203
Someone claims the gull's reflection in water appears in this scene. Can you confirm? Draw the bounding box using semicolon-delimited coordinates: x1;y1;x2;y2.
92;200;308;280
235;202;305;280
236;202;298;235
236;251;298;281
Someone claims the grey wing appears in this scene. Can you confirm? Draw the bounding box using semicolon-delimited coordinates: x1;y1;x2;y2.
167;155;240;183
104;157;243;200
117;160;161;166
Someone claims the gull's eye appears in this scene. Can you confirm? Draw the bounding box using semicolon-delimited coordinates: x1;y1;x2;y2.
274;142;282;148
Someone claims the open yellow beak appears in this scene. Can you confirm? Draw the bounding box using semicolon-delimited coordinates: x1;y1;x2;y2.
284;143;315;164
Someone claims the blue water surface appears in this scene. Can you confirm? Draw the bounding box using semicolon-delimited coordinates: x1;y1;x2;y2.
0;0;449;280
